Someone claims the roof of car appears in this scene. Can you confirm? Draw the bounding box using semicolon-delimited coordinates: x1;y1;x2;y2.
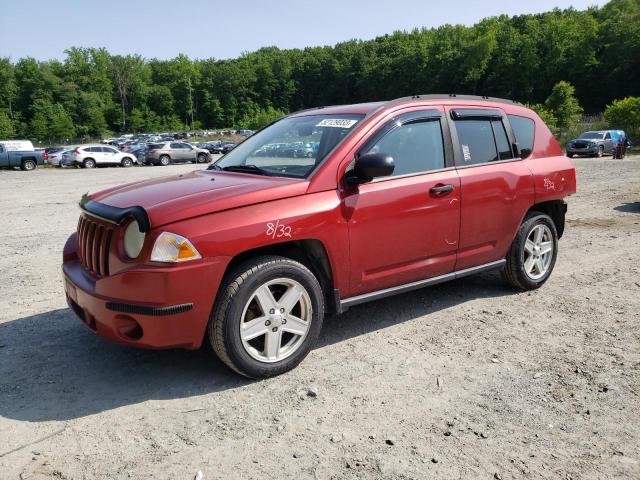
290;94;524;118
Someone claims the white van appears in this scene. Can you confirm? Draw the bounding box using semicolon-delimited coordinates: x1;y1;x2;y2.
0;140;36;152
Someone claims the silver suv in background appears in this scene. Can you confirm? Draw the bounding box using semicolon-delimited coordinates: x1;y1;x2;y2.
71;145;138;168
145;142;211;166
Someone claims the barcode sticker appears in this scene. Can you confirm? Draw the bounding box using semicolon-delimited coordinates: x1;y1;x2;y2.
316;119;358;128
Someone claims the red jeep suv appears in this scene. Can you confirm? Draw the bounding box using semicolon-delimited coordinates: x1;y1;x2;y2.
62;95;576;378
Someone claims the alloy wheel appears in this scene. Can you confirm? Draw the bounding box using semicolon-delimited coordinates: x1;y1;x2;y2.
523;224;554;280
239;278;312;363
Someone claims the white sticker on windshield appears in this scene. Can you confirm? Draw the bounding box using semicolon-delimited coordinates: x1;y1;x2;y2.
316;119;358;129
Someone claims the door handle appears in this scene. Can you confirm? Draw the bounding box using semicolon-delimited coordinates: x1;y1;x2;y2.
429;183;454;195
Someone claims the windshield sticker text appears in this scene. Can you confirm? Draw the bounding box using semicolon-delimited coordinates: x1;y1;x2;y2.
316;119;358;129
267;220;292;239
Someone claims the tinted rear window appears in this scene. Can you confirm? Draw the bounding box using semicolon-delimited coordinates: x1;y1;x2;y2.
508;115;535;158
456;120;498;164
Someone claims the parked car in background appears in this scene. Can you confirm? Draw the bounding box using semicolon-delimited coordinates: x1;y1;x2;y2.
60;149;76;167
0;140;46;171
47;146;73;166
145;142;211;166
221;142;238;154
565;130;626;157
70;145;138;168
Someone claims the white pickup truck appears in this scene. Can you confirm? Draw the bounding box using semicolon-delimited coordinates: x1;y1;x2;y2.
0;140;46;171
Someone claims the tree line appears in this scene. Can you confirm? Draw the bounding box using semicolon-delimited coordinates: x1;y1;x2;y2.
0;0;638;144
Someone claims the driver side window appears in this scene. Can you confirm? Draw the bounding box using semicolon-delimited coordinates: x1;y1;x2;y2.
363;119;445;177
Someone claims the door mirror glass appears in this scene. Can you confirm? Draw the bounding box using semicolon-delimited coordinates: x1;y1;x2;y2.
347;152;395;185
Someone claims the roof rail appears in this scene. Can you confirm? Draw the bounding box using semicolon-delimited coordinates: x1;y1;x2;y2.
404;94;522;106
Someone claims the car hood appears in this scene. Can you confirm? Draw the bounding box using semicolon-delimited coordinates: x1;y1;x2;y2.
90;169;309;228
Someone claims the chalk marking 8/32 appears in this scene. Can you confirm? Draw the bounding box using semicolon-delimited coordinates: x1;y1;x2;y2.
266;220;292;239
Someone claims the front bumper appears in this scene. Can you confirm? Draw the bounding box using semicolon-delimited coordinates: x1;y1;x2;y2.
63;247;228;350
566;144;597;155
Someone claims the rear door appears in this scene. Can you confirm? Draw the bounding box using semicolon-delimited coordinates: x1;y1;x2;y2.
87;147;105;164
345;108;461;296
446;106;535;270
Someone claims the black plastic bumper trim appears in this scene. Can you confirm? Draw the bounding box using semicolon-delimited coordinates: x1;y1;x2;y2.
80;194;151;232
106;302;193;316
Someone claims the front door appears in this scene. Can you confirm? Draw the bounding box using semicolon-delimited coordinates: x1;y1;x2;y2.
344;109;461;296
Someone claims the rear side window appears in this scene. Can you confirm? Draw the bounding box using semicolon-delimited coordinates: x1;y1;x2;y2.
455;118;514;165
364;119;445;176
507;115;535;158
455;120;498;165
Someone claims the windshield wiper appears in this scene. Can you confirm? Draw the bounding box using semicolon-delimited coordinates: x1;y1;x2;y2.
220;164;272;176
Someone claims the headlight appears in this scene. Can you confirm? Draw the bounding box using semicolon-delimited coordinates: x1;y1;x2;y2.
124;220;145;259
151;232;201;263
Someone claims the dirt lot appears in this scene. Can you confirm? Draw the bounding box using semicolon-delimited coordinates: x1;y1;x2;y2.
1;157;639;480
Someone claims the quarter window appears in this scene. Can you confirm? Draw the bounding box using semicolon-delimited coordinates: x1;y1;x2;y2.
507;114;535;158
364;119;445;177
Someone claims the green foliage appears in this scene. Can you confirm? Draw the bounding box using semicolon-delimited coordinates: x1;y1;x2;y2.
544;81;583;132
0;111;15;138
238;106;286;130
3;0;639;143
605;97;640;141
527;103;557;132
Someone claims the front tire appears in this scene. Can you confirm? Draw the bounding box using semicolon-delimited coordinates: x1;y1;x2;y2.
208;255;324;378
596;145;604;158
197;153;208;163
121;157;133;167
502;212;558;290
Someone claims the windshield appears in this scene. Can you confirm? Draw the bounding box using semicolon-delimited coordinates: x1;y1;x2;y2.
580;132;604;139
209;114;364;178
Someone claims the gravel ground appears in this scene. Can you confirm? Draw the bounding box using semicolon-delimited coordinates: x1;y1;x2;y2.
0;156;639;480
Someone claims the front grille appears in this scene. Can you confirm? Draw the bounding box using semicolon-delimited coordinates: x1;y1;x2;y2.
573;142;589;149
76;215;114;277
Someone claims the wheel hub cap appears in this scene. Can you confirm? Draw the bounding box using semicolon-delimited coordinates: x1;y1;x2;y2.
240;278;312;363
523;224;553;280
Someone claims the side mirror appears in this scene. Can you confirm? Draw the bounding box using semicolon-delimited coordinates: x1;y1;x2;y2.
346;152;395;186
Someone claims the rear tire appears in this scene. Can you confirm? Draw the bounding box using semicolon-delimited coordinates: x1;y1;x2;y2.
121;157;133;168
159;155;170;166
83;158;96;169
20;159;36;171
208;255;324;378
502;212;558;290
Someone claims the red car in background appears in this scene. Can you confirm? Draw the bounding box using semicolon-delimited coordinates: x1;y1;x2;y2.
62;95;576;378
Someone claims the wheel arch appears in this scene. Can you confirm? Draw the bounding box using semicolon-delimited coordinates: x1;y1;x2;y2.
220;239;338;314
525;200;566;238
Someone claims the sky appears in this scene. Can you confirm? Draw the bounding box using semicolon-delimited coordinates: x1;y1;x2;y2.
0;0;609;61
